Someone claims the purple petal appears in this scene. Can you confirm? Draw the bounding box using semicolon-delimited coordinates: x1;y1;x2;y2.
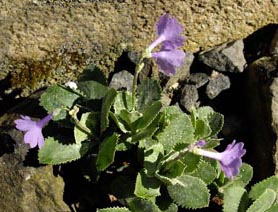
152;49;185;76
156;14;185;47
14;118;36;131
37;114;53;128
24;128;41;148
149;14;185;51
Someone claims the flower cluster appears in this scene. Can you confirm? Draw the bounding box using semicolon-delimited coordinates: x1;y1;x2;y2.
147;14;186;76
193;140;246;179
14;114;53;149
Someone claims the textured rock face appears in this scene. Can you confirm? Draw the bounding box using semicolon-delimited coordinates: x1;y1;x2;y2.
1;0;278;95
0;129;69;212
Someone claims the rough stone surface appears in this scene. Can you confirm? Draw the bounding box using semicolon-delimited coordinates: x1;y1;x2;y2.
0;128;69;212
109;70;134;92
187;72;209;88
0;0;277;95
269;28;278;55
180;84;199;111
206;71;230;99
198;39;246;73
245;56;278;180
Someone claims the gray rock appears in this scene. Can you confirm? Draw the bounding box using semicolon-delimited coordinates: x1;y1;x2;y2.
180;84;199;112
0;129;69;212
163;52;194;95
199;40;246;73
206;71;230;99
245;55;278;179
109;70;134;92
188;73;209;88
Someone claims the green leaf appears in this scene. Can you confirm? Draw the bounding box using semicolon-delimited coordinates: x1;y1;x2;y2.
159;160;185;179
249;176;278;200
134;170;161;199
194;119;211;140
167;175;209;209
223;186;246;212
113;91;133;114
38;137;89;165
162;203;178;212
40;85;80;120
208;112;224;136
128;198;161;212
78;65;107;85
96;133;118;171
181;152;201;173
144;143;164;176
78;81;109;100
109;112;129;133
118;110;141;132
100;88;118;133
247;189;276;212
266;204;278;212
132;101;162;130
195;106;214;119
97;207;131;212
136;78;162;112
190;160;217;184
229;163;253;188
74;112;100;143
157;107;194;152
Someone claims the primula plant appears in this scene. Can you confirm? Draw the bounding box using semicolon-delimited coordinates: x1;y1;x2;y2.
14;14;278;212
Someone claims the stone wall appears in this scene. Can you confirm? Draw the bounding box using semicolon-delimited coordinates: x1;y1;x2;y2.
1;0;278;95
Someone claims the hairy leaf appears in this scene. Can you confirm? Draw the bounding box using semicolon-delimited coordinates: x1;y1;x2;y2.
100;88;117;133
38;137;89;165
223;186;246;212
249;176;278;200
96;133;118;171
157;107;194;152
167;175;209;209
74;112;99;143
144;143;164;176
78;81;109;100
114;91;133;114
134;170;161;199
136;78;161;112
190;160;217;184
247;189;276;212
40;85;80;120
128;198;161;212
132;101;162;130
97;207;131;212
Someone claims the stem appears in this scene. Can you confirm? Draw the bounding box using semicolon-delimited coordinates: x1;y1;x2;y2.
131;57;145;110
162;147;189;165
69;106;93;137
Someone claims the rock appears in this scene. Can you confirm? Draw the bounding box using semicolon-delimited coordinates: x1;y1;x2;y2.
187;72;209;88
0;129;69;212
180;84;199;112
1;1;278;96
245;55;278;180
109;70;134;92
206;71;230;99
198;40;246;73
164;52;194;92
269;28;278;55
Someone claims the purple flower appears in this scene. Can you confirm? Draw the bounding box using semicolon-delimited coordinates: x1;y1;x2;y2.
194;140;246;179
151;47;185;76
149;14;185;51
147;14;186;76
14;114;53;149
